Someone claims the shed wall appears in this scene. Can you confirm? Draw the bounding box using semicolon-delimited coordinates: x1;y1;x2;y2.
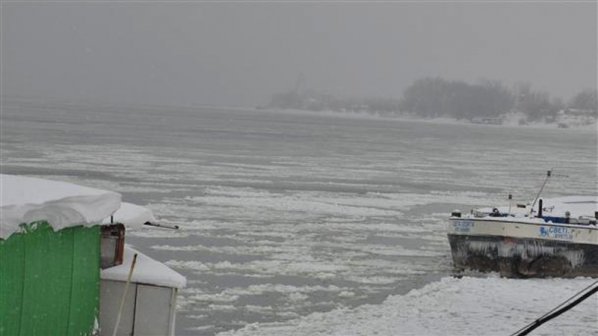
0;221;100;336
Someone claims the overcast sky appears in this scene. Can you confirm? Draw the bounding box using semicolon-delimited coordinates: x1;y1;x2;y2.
2;2;597;107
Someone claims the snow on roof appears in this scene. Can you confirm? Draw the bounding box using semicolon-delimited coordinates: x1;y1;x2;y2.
545;195;598;217
0;174;156;239
1;174;121;239
101;202;155;230
101;245;186;289
475;195;598;219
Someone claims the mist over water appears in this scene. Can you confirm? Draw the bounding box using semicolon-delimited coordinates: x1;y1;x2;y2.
3;2;597;334
3;3;596;106
1;100;596;335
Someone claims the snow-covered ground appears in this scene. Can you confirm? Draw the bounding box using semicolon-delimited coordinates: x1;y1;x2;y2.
221;276;598;336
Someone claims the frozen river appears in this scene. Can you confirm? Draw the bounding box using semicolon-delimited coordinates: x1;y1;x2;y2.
1;100;596;335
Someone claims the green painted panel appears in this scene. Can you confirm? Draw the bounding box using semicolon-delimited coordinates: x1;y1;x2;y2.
68;226;100;336
0;222;100;336
21;223;74;336
0;230;25;336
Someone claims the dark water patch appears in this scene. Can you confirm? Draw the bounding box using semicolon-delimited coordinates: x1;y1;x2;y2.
0;165;120;181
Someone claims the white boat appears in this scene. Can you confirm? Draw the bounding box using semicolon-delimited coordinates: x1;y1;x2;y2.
448;195;598;277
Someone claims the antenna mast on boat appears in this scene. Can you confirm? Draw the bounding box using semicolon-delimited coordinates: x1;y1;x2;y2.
529;170;551;215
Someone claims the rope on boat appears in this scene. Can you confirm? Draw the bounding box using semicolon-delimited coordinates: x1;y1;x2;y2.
511;279;598;336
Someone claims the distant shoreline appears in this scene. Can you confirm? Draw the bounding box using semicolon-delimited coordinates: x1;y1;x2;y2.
3;95;595;132
255;107;598;131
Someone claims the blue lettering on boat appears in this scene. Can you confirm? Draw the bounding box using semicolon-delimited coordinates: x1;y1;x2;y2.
539;226;573;240
453;220;474;233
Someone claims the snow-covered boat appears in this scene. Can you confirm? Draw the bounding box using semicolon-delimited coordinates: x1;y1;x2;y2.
0;174;186;336
448;195;598;278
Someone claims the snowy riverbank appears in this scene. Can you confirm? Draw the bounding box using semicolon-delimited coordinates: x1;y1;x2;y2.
220;276;597;336
257;108;597;131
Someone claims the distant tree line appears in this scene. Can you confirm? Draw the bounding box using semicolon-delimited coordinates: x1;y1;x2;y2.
267;77;597;123
399;79;596;122
398;78;514;120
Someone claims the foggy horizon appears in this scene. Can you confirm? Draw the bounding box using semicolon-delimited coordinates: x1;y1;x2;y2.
2;2;598;336
2;2;597;107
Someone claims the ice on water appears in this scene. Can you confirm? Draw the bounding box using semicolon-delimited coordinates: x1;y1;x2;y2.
2;104;596;335
220;276;597;336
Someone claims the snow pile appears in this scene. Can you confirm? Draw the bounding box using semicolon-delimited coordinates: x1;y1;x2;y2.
221;277;597;336
0;174;121;239
101;245;186;288
545;196;598;218
473;196;598;220
0;175;158;238
101;202;155;229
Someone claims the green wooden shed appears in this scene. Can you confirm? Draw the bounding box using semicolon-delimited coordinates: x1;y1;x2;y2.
0;175;121;336
1;174;185;336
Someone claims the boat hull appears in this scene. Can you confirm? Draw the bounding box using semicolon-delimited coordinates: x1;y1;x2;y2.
448;218;598;278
